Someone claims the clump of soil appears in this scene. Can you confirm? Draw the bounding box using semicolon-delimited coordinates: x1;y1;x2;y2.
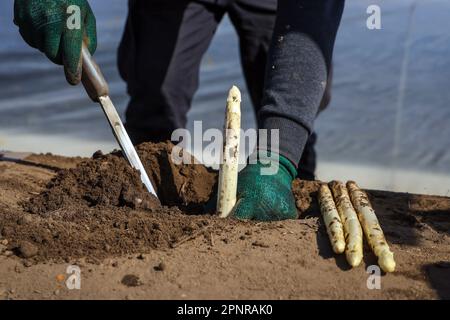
2;142;222;262
137;142;217;213
292;179;321;218
24;152;161;215
121;274;142;287
23;141;217;216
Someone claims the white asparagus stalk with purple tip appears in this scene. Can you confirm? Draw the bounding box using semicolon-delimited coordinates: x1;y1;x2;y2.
329;181;363;268
347;181;396;273
318;184;345;254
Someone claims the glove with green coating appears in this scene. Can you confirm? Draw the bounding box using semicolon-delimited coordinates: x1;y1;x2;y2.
14;0;97;85
232;153;299;221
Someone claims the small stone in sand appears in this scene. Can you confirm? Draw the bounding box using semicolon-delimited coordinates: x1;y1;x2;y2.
154;262;166;272
4;250;13;257
23;261;33;268
19;241;38;258
252;241;270;248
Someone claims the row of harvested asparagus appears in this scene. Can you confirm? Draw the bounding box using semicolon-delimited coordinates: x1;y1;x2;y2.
319;181;396;273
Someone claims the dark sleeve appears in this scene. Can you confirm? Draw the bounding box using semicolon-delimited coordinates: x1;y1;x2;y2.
258;0;345;166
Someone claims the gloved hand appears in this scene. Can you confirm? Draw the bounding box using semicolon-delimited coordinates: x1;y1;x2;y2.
14;0;97;85
232;153;299;221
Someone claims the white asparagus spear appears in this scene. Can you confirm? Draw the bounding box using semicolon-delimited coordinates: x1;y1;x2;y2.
217;86;242;218
329;181;363;267
347;181;396;273
318;184;346;254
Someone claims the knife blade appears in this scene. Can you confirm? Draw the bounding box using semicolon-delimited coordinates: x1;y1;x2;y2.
81;43;158;198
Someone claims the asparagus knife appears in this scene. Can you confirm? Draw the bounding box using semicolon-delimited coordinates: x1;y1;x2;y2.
81;43;158;197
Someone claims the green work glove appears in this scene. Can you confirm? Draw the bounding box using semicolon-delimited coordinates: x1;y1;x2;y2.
14;0;97;85
232;153;299;221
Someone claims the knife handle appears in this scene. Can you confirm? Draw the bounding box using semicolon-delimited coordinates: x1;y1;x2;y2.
81;42;109;102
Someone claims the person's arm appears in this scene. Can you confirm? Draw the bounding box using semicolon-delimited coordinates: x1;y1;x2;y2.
14;0;97;85
260;0;345;165
233;0;345;221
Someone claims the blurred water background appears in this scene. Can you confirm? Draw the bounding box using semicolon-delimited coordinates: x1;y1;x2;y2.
1;0;450;196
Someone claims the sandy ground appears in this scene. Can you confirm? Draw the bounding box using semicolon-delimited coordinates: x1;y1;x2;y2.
0;148;449;300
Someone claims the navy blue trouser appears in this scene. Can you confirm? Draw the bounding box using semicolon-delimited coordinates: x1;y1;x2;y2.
118;0;332;180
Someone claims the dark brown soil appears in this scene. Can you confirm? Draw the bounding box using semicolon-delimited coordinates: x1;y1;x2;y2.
136;142;217;213
121;274;142;287
24;152;161;214
1;204;226;262
1;142;224;263
23;142;217;216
